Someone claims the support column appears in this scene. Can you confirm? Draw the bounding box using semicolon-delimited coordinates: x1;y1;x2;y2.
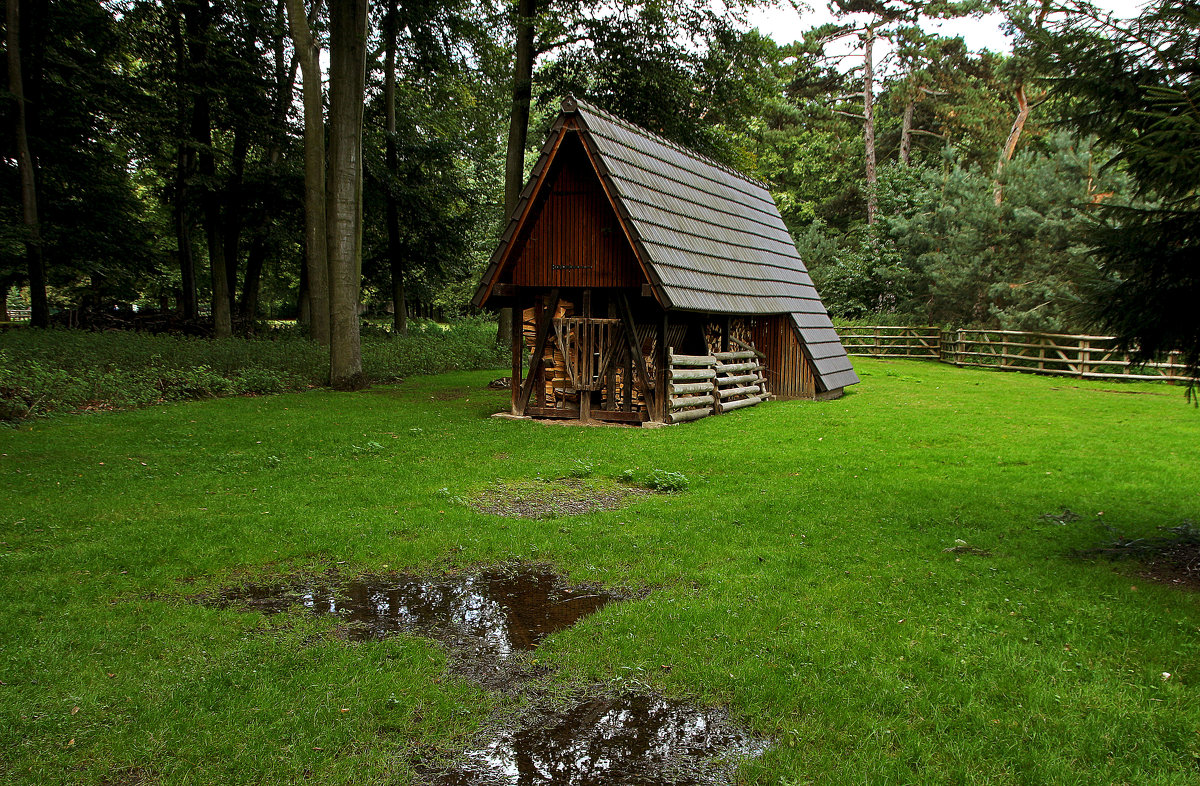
655;312;668;423
510;299;522;414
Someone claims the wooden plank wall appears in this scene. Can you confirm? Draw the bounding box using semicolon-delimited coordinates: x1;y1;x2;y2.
743;316;817;399
508;135;642;290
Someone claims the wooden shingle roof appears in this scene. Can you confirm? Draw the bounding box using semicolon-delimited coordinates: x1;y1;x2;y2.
474;97;859;392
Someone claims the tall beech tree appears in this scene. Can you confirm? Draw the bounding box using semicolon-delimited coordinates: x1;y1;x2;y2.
283;0;330;345
326;0;369;389
6;0;46;327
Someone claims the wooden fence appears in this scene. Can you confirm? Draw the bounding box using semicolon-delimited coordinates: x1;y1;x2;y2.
835;325;1193;382
666;347;769;424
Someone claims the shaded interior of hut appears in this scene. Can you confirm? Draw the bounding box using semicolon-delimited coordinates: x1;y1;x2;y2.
518;289;768;421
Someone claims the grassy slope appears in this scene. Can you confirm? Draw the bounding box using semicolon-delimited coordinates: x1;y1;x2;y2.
2;358;1198;785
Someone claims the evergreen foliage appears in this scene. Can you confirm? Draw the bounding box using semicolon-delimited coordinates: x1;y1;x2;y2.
1023;0;1200;382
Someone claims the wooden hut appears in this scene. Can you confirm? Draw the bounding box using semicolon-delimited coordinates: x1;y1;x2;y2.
473;97;859;425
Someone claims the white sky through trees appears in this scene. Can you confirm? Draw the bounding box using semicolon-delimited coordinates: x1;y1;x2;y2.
747;0;1147;55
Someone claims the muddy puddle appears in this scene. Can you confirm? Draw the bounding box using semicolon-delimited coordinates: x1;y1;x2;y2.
213;567;618;658
205;565;765;782
425;693;763;786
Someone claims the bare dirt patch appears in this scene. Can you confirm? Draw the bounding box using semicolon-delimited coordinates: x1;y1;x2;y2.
469;478;652;519
98;767;156;786
1076;522;1200;591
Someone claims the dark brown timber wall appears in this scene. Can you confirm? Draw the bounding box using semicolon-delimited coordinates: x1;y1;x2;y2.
744;315;817;399
506;134;643;290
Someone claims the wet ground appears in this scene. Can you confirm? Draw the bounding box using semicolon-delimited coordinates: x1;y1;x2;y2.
426;694;764;786
213;566;619;656
202;565;765;784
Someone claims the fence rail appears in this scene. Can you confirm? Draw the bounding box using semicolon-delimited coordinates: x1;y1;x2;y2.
836;325;1193;382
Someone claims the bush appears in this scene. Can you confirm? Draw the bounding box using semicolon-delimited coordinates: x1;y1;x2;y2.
0;318;507;420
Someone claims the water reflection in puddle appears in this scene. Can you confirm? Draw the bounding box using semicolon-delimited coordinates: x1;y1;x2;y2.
430;694;762;785
216;568;616;656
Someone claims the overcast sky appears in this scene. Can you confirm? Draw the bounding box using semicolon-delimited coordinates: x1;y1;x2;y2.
746;0;1148;56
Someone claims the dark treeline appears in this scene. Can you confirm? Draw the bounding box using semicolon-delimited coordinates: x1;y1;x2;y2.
2;0;1197;381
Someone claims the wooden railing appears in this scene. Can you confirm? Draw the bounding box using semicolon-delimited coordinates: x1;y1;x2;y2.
835;326;1193;382
835;326;941;359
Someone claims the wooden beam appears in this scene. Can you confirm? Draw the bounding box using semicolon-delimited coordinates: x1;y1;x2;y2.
616;292;655;417
662;314;672;424
526;405;577;419
516;288;560;416
591;409;648;423
510;297;522;414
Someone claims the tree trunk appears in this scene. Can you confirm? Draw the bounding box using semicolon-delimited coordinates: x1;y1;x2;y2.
284;0;330;345
297;259;311;325
174;147;198;320
185;0;232;338
172;5;198;320
862;21;878;226
498;0;539;347
899;98;914;165
7;0;47;328
993;84;1030;206
0;275;12;322
236;0;294;330
238;236;267;327
326;0;369;389
223;123;249;319
384;0;406;335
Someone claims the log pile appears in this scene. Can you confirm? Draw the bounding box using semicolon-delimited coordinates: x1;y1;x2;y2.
665;346;769;424
712;350;767;413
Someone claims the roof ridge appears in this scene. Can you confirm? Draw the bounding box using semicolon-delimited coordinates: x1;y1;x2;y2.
562;95;771;192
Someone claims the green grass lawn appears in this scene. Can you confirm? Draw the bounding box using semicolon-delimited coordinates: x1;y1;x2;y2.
3;358;1199;785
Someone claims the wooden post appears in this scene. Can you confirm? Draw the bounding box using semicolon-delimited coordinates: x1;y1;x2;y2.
656;313;668;423
622;347;633;411
616;292;654;417
510;297;522;414
1080;338;1090;378
721;317;730;353
537;295;547;405
516;288;560;416
711;349;722;415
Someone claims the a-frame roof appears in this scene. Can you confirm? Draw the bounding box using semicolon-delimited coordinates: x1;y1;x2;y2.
474;97;858;391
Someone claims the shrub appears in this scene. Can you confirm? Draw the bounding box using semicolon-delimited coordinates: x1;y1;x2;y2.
0;318;507;420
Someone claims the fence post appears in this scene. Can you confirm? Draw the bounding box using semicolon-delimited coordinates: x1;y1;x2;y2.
1080;339;1090;379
